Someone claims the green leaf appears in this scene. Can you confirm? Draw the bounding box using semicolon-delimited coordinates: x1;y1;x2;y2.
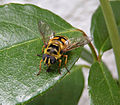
90;1;120;53
88;62;120;105
0;3;73;50
80;48;94;64
0;3;86;105
26;66;84;105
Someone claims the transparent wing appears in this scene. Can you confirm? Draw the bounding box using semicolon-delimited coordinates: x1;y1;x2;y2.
38;20;54;45
63;36;91;52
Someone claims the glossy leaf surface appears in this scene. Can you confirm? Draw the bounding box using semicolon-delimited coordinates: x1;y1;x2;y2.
0;3;86;105
26;66;84;105
88;62;120;105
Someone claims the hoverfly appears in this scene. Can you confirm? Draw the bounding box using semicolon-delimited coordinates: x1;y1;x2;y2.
37;20;91;75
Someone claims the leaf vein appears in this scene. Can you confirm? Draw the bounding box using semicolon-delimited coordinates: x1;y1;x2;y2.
0;21;38;36
100;63;116;105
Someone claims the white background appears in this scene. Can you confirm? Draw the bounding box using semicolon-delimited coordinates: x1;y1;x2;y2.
0;0;117;105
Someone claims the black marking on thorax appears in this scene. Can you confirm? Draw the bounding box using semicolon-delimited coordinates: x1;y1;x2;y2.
47;44;59;55
49;44;59;51
54;36;67;45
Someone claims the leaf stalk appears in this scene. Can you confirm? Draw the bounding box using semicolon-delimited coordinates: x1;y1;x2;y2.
76;29;98;62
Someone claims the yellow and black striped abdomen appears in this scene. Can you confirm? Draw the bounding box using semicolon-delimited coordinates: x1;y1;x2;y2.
50;36;69;49
43;36;69;66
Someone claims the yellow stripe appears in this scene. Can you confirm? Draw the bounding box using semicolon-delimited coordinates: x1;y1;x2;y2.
61;38;66;44
48;58;50;65
44;57;47;63
52;37;59;40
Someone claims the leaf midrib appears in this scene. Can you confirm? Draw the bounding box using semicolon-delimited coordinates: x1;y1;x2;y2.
100;63;116;105
95;18;109;54
0;21;38;36
0;4;75;52
0;28;76;52
0;38;40;52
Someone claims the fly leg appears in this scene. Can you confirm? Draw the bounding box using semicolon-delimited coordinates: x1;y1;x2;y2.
37;45;46;57
58;59;62;74
37;59;43;76
63;55;70;73
42;45;46;53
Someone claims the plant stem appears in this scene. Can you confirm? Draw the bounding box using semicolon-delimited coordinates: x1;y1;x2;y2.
99;0;120;82
76;29;98;62
88;42;98;62
78;65;90;69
